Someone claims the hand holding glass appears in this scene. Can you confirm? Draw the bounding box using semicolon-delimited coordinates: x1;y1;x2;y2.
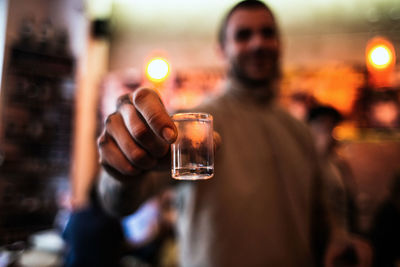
171;113;214;180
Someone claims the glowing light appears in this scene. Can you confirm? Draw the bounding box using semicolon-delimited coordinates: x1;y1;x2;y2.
368;45;393;69
371;101;399;127
332;122;357;141
365;37;396;87
146;58;170;82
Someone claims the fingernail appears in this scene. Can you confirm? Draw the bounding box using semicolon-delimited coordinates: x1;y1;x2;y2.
162;127;176;143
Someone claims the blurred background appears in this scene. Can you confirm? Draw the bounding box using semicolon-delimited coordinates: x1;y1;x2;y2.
0;0;399;266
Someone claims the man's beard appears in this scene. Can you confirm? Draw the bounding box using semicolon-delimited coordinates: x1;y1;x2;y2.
229;49;281;87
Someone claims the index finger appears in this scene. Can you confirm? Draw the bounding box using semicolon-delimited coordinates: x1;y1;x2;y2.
131;88;177;144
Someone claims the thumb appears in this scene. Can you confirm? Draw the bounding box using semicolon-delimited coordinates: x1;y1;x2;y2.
213;131;222;151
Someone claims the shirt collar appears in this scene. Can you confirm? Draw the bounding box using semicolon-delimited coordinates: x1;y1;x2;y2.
224;76;279;106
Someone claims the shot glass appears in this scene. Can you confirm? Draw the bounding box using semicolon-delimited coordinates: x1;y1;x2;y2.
171;112;214;180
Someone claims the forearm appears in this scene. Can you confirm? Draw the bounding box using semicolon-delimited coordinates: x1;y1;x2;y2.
97;168;172;217
97;170;141;217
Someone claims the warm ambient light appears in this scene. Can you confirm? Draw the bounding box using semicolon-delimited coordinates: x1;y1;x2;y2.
366;37;396;71
368;45;393;69
365;37;396;88
146;58;170;82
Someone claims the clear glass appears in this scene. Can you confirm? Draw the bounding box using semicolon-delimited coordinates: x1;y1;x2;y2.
171;112;214;180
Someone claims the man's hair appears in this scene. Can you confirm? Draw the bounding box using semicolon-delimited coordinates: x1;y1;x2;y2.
218;0;274;48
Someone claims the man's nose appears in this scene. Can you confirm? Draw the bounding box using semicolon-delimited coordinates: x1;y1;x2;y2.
249;33;278;50
248;33;265;49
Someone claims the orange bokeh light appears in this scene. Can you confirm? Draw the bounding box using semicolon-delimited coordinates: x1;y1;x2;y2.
365;37;396;88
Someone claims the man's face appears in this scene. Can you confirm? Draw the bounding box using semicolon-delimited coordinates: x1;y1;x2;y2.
222;8;280;84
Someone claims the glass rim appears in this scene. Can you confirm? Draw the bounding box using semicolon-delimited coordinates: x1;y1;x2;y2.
172;112;213;121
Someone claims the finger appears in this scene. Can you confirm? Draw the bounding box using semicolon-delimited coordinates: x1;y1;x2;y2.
116;93;131;110
104;112;156;170
120;103;170;158
213;131;222;151
131;88;177;144
97;130;141;177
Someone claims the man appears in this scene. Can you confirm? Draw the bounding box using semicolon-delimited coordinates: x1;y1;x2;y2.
307;105;351;232
307;105;373;266
97;1;370;266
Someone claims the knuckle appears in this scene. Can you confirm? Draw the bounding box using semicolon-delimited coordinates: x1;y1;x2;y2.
147;110;163;125
105;113;124;135
104;116;112;128
104;112;117;129
97;133;107;147
121;164;137;176
133;88;152;106
131;124;149;142
129;147;147;164
116;94;131;109
129;148;156;169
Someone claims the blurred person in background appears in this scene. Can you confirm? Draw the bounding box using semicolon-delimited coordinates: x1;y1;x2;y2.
307;105;373;266
369;171;400;267
96;1;372;266
62;184;125;267
287;91;318;121
307;105;356;232
61;70;140;267
121;188;178;267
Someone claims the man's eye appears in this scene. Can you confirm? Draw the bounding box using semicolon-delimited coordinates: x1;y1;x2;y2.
235;29;252;42
261;27;276;38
